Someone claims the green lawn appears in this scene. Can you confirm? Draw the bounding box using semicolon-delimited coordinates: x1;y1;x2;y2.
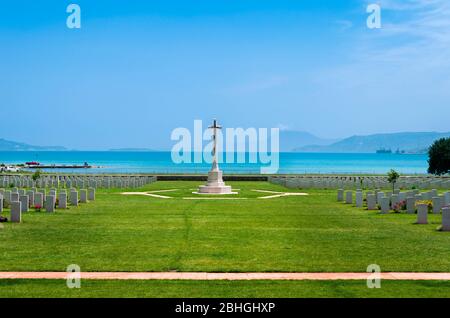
0;181;449;273
1;279;450;298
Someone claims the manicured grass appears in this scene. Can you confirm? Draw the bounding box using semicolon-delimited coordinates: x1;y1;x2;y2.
0;181;449;272
0;279;450;298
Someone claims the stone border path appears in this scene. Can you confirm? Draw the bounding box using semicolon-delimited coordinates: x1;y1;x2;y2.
121;189;309;200
251;190;309;199
1;272;450;281
183;197;248;200
122;192;173;199
121;189;179;199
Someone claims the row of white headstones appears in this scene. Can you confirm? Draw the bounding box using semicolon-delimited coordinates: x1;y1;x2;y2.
338;189;450;231
0;175;157;189
0;187;95;223
270;176;450;190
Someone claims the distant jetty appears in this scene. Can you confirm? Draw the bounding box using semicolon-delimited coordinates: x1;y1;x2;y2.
23;162;96;169
24;164;93;169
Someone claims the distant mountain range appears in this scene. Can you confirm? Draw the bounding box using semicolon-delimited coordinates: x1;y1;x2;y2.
0;138;67;151
293;132;450;153
109;148;156;152
1;131;449;153
279;131;338;152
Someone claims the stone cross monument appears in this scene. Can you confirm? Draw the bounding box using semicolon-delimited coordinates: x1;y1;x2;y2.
210;118;221;172
197;119;234;194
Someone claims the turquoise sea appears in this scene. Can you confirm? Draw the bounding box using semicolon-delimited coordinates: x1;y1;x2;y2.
0;151;429;174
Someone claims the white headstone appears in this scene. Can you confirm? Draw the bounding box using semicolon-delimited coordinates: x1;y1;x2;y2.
45;195;55;212
4;191;11;204
406;197;416;214
391;194;399;209
19;195;29;213
26;191;34;208
367;194;377;210
380;197;389;214
58;192;67;209
355;191;363;207
432;196;443;214
70;191;78;206
376;192;384;204
444;192;450;206
422;192;431;200
80;189;88;203
34;192;44;208
442;207;450;232
88;188;95;201
10;201;21;223
345;191;353;204
337;189;344;202
10;192;19;203
416;204;428;224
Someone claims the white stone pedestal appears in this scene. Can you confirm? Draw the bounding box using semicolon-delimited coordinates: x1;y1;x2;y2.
196;170;235;194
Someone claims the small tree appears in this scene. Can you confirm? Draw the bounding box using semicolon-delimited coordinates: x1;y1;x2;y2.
387;169;400;193
428;137;450;175
32;169;42;182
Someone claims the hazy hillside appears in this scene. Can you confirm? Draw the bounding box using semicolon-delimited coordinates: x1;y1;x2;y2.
295;132;450;153
280;131;338;152
109;148;156;152
0;138;66;151
3;131;449;153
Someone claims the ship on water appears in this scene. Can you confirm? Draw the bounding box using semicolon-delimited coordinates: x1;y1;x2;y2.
376;148;392;154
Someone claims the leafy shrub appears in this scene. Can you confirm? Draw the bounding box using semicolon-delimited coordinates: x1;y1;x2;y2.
428;137;450;175
32;169;42;181
387;169;400;192
415;200;433;213
393;200;406;213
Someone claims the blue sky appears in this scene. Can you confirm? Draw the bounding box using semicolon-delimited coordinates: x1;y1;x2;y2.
1;0;449;150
